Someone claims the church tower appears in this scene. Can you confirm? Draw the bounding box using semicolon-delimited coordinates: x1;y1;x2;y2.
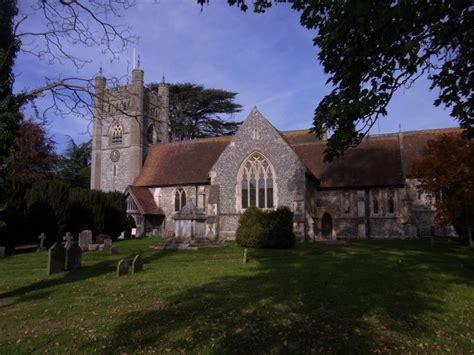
91;69;169;192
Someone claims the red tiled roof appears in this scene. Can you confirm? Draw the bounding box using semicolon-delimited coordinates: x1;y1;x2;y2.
292;135;404;188
280;129;320;145
128;186;164;215
133;136;232;187
131;127;462;189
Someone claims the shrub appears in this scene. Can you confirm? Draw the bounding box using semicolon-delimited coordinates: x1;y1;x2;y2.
235;206;295;248
235;206;269;248
266;207;296;248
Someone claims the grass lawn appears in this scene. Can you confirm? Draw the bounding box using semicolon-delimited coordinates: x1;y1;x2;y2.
0;238;473;354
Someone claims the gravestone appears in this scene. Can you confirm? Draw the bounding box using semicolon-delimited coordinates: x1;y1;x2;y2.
132;255;143;274
103;239;113;251
65;242;82;271
0;246;5;258
63;232;74;248
116;259;129;277
243;248;249;264
88;244;100;251
37;233;47;252
110;246;118;254
78;230;93;251
47;242;66;275
96;234;112;243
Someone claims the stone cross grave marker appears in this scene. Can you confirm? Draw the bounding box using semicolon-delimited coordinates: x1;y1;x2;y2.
132;255;143;274
0;246;5;258
65;242;82;271
47;242;65;275
63;232;73;248
103;238;113;251
117;259;129;277
37;233;47;252
78;230;92;251
243;248;249;264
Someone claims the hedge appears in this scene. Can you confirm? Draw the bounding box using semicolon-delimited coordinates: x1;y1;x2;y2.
236;206;295;248
2;180;126;248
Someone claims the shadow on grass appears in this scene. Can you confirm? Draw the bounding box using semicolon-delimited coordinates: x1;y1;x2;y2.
0;250;170;308
104;243;473;353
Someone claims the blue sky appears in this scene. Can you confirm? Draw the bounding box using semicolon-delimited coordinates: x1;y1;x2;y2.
13;0;457;152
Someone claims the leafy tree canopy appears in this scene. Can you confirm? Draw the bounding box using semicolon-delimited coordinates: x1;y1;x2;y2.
148;82;242;141
0;0;22;206
199;0;473;161
413;134;474;247
11;119;58;185
57;137;92;188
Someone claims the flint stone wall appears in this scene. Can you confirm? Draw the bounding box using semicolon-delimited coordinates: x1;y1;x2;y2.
211;109;307;239
315;187;408;239
99;115;133;192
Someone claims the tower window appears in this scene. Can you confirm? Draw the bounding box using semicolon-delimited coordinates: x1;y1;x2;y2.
147;124;155;145
239;152;275;210
174;188;186;212
110;122;123;145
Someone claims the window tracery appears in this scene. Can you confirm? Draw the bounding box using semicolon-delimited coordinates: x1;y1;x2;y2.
174;188;186;212
239;153;275;210
110;122;123;145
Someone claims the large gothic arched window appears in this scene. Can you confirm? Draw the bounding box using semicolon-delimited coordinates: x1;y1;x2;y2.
239;152;275;210
110;122;123;145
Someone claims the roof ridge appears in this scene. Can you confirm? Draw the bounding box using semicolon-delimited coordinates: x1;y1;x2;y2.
148;136;232;149
400;127;461;135
281;129;312;134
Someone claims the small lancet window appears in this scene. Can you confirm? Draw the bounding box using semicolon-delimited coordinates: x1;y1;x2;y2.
239;153;275;210
343;192;351;214
388;192;395;213
147;125;155;145
252;128;259;140
110;122;123;145
373;195;379;214
174;188;186;212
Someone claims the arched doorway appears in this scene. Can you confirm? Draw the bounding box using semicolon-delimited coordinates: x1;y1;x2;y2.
125;215;137;239
321;212;333;239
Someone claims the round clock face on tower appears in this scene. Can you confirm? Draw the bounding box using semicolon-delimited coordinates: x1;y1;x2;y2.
110;150;120;162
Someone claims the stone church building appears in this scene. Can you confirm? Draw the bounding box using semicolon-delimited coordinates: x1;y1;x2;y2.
91;69;458;241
